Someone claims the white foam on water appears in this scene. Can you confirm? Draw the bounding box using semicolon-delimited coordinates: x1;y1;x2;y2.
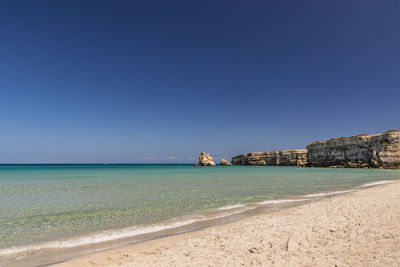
256;198;308;205
360;180;395;187
305;180;397;199
0;205;256;257
214;206;256;219
305;189;358;198
0;219;199;257
217;204;246;211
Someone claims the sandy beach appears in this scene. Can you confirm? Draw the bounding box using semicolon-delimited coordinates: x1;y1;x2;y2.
54;181;400;267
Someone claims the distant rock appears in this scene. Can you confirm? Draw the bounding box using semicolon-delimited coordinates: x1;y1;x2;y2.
232;150;307;167
307;130;400;169
231;130;400;169
195;152;216;166
220;158;232;166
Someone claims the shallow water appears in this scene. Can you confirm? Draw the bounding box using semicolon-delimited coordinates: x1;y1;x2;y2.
0;164;398;257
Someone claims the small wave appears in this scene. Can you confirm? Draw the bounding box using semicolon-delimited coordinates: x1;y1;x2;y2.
217;204;245;211
305;189;358;198
256;198;308;205
0;205;256;257
214;206;256;218
360;180;395;188
0;219;199;257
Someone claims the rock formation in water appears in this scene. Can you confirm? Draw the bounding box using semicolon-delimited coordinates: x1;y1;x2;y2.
232;150;308;166
195;152;216;166
231;130;400;169
220;158;232;166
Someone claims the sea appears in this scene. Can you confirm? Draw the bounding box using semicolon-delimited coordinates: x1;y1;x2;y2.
0;164;398;266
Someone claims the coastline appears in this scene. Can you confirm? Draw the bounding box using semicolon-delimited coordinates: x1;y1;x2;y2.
52;180;400;267
231;130;400;169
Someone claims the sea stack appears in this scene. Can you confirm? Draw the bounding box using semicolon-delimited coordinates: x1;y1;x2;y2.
220;158;232;166
195;152;216;166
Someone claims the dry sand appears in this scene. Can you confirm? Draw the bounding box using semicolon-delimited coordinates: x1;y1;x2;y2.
55;181;400;267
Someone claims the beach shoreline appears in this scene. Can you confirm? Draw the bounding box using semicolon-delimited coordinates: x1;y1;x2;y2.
50;180;400;267
4;165;399;267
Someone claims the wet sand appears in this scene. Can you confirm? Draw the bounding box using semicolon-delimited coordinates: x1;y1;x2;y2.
54;180;400;267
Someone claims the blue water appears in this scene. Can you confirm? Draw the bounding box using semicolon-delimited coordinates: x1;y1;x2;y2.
0;164;398;252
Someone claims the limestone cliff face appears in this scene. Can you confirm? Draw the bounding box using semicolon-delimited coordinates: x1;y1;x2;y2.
231;130;400;169
232;150;308;167
307;130;400;169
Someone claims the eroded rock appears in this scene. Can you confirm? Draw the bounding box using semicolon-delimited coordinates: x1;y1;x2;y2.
220;158;232;166
232;150;308;167
307;130;400;169
231;130;400;169
195;152;216;166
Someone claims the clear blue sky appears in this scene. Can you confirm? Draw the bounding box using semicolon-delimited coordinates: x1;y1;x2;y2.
0;0;399;163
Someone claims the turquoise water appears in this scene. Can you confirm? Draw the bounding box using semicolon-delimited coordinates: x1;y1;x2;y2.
0;164;399;252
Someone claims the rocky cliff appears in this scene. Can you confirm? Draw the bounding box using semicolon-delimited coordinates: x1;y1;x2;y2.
231;130;400;169
232;149;308;166
307;130;400;169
